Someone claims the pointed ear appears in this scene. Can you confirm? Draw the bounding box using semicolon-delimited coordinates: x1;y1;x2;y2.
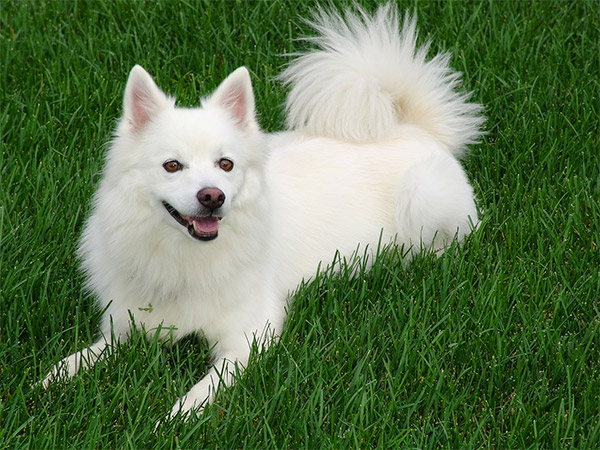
122;65;170;132
209;67;256;130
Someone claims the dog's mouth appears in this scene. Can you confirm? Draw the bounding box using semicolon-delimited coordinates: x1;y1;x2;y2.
162;202;221;241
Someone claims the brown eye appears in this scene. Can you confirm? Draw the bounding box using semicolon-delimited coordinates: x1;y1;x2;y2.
163;160;182;173
218;158;234;172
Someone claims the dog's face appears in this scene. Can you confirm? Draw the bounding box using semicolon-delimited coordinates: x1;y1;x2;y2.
140;107;252;241
112;66;262;242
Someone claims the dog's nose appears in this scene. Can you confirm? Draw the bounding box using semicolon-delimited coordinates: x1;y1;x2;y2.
197;187;225;211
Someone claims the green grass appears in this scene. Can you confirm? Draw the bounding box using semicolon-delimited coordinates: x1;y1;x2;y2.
1;0;599;448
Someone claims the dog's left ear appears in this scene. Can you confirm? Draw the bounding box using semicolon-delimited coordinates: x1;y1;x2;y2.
209;67;257;131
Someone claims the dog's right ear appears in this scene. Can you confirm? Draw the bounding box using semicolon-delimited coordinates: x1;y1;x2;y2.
122;65;171;133
208;67;257;132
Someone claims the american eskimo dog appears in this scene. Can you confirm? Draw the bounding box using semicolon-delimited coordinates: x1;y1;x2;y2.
43;4;484;419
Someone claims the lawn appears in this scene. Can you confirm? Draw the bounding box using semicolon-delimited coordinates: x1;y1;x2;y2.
1;0;598;448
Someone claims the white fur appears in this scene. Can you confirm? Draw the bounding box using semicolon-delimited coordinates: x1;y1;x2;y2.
42;4;484;420
279;4;484;156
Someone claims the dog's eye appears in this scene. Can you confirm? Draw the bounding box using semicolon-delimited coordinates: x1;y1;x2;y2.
218;158;234;172
163;160;182;173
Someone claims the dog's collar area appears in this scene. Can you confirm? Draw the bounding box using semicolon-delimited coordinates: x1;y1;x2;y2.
162;201;220;241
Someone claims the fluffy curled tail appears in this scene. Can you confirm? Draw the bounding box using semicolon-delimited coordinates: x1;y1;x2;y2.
279;3;485;157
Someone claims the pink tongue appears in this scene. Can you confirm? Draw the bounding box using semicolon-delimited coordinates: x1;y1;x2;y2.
192;217;219;234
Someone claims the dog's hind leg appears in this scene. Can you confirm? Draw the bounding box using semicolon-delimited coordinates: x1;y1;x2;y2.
394;153;479;258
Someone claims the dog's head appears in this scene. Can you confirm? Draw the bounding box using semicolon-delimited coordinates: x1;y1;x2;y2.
107;65;264;242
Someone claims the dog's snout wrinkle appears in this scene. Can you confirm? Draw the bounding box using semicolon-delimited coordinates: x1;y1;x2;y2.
197;187;225;211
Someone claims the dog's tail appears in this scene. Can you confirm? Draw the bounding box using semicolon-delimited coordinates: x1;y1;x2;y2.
278;3;485;157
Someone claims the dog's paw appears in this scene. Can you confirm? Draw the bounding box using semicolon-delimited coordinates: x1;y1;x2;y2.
38;344;107;389
39;353;80;388
154;395;206;429
169;394;206;420
155;367;222;427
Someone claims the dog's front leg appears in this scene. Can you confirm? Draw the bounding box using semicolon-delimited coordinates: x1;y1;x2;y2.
41;339;110;387
41;317;130;388
168;351;247;420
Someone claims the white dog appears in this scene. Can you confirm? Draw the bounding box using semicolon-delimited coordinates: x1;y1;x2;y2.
43;4;484;419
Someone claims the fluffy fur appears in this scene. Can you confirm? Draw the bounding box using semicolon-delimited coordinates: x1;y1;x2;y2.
42;4;484;420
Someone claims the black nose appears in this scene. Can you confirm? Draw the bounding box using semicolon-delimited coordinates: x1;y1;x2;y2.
197;187;225;211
